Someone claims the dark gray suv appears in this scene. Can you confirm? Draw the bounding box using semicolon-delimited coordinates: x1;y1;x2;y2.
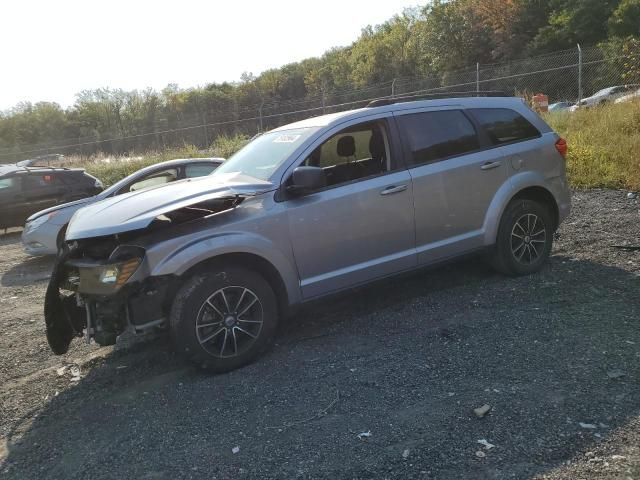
45;96;571;372
0;165;102;230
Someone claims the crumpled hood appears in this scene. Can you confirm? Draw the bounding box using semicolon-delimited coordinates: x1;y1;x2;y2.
27;196;95;222
66;172;274;240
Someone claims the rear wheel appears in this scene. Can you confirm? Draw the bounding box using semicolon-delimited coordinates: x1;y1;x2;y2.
490;199;553;276
170;266;278;372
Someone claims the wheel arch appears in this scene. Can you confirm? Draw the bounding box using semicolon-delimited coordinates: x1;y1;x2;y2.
511;186;559;231
178;252;292;318
484;175;560;245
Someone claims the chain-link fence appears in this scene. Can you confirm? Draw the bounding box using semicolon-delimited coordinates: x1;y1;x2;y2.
1;43;639;162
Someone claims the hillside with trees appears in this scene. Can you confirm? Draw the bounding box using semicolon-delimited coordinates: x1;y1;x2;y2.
1;0;639;161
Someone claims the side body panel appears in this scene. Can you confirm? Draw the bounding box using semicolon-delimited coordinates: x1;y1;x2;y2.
143;195;303;306
278;113;417;299
0;175;22;228
392;107;510;264
285;170;416;299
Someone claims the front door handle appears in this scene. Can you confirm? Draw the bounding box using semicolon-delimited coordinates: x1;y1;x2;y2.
380;184;408;196
480;161;502;171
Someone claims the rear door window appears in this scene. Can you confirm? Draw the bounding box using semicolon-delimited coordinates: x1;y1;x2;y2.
396;110;480;166
469;108;540;146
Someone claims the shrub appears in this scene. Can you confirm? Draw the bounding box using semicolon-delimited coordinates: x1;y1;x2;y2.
545;100;640;190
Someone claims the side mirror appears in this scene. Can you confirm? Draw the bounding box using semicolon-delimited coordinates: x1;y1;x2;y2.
287;166;326;195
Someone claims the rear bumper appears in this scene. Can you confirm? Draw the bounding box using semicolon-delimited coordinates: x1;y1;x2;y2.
548;175;572;226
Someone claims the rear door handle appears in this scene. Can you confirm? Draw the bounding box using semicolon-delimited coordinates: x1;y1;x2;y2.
480;161;502;171
380;184;408;196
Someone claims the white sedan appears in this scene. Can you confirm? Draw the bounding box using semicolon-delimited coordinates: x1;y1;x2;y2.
570;85;639;111
22;157;223;255
615;87;640;104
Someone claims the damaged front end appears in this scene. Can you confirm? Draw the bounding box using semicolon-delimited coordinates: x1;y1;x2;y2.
45;236;173;354
44;193;248;355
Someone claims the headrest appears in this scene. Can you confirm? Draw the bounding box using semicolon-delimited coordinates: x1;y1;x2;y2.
337;136;356;157
369;131;385;159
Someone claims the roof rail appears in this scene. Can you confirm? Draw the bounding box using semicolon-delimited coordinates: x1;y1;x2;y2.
366;90;510;108
24;165;71;171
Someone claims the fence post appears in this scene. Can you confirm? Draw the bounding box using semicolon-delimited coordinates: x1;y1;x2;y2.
577;44;583;103
258;99;264;132
322;81;327;114
476;62;480;93
391;78;397;97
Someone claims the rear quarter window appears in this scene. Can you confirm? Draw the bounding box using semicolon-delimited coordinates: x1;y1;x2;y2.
396;110;481;166
469;108;540;146
185;163;219;178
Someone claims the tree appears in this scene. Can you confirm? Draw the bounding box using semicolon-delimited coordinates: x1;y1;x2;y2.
529;0;619;53
418;0;494;72
609;0;640;38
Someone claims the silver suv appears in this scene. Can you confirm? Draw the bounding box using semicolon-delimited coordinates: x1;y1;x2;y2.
45;96;571;372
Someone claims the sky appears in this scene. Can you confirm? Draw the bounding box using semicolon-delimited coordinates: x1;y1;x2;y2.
0;0;417;111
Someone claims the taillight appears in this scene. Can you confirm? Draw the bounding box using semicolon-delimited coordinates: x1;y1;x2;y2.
555;137;568;158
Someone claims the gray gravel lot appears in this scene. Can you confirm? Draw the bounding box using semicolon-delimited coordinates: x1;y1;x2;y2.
1;189;639;479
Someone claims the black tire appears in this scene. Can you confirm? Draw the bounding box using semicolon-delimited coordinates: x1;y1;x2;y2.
170;266;278;372
490;199;554;276
56;224;68;251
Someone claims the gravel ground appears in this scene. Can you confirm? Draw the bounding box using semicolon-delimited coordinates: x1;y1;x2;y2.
1;189;639;480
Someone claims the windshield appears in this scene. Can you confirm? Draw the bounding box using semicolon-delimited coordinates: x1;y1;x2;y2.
213;127;318;180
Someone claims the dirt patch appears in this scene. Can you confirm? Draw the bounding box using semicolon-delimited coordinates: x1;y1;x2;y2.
1;190;639;479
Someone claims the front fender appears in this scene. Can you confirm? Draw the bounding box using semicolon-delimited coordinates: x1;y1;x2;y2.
146;231;302;305
482;171;553;246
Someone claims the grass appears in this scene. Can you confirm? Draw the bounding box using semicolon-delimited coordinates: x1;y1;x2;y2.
64;103;640;191
545;100;640;190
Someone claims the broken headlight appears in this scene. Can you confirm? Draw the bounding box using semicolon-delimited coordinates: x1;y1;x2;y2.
70;245;145;295
97;257;141;288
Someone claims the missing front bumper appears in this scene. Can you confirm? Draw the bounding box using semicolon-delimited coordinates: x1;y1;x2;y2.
44;250;174;354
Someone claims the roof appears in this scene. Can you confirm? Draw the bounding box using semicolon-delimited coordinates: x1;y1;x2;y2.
153;157;224;166
0;157;223;179
109;157;224;178
271;96;526;133
0;164;82;178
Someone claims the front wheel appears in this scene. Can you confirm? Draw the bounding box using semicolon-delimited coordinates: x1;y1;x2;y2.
490;199;554;276
170;266;278;372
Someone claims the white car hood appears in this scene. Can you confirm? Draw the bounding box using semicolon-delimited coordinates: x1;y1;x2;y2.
26;196;95;223
66;172;274;240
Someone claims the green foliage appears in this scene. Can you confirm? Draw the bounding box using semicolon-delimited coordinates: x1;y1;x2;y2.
209;134;249;159
64;136;249;188
529;0;619;53
609;0;640;37
545;101;640;190
1;0;639;164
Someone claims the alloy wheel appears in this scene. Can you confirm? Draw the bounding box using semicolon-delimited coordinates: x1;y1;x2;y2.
510;213;547;265
195;286;263;358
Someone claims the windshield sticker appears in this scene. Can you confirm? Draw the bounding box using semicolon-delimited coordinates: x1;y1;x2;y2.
273;134;301;143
